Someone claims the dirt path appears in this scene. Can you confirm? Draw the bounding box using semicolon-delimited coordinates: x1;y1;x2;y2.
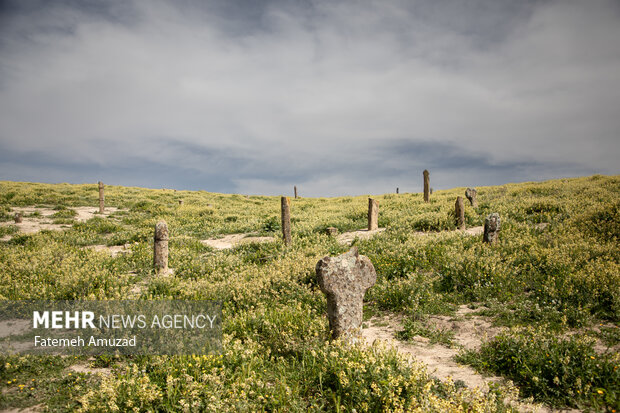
336;228;386;245
0;206;122;241
81;244;132;257
201;233;275;250
362;306;578;413
363;306;502;390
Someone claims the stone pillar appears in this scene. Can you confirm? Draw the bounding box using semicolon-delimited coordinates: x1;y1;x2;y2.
294;186;298;199
316;247;376;340
281;196;292;245
178;200;183;206
325;227;339;236
14;212;22;223
455;196;465;230
396;187;399;194
423;170;430;202
368;198;379;231
98;181;105;213
154;220;169;273
465;188;478;208
483;213;501;244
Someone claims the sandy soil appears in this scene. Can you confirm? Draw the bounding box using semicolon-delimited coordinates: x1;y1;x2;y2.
363;307;502;391
0;404;45;413
463;225;484;236
336;226;485;246
68;362;111;376
362;306;579;413
0;206;122;241
201;233;275;250
81;244;132;257
0;319;30;339
336;228;386;245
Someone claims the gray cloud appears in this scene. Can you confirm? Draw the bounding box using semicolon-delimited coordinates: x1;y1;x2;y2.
0;0;618;196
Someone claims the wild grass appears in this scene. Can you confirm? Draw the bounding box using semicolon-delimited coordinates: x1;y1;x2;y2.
0;174;618;411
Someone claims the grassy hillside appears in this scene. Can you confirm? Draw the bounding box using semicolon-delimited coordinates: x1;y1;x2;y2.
0;175;618;411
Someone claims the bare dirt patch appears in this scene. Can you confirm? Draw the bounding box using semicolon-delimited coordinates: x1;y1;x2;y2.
362;310;502;391
0;319;30;339
362;306;574;412
81;244;132;257
201;233;275;250
428;305;502;351
68;363;111;376
336;226;483;245
336;228;386;245
0;404;45;413
463;225;484;236
71;206;121;222
0;206;123;241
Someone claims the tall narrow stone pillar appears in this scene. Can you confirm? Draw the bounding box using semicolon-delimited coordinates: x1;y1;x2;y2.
98;181;105;213
455;196;465;230
294;186;298;199
154;220;169;273
368;198;379;231
281;196;292;245
423;170;430;202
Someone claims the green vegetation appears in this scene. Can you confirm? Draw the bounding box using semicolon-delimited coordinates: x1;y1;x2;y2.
456;328;619;410
0;175;618;411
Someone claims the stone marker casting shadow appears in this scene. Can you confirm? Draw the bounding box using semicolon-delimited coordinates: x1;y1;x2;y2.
316;247;376;340
154;220;169;273
465;188;478;208
483;213;500;244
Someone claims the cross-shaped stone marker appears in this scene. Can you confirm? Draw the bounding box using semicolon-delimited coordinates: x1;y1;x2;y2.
316;247;377;340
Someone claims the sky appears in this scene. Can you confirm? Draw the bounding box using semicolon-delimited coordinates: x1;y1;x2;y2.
0;0;619;197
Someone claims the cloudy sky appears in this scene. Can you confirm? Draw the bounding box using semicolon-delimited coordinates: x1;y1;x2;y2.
0;0;618;196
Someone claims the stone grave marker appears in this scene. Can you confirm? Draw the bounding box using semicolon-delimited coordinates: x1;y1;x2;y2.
316;247;376;339
483;213;501;244
154;220;169;273
368;198;379;231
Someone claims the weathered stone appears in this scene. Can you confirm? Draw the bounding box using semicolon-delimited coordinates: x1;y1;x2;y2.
281;196;291;245
154;220;169;272
14;212;22;223
483;213;501;244
368;198;379;231
465;188;478;208
178;200;184;206
316;247;376;339
98;181;105;213
396;187;399;194
325;227;339;236
423;170;430;202
455;196;465;230
294;186;298;199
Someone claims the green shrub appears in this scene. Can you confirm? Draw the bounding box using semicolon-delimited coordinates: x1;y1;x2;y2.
457;327;620;410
